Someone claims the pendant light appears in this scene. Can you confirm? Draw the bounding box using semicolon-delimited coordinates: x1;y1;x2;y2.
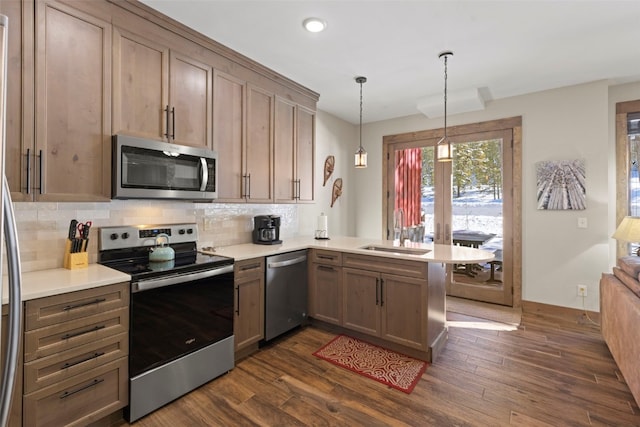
436;51;454;162
355;76;367;168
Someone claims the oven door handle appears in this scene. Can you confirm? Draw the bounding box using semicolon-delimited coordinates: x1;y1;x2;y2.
132;264;234;293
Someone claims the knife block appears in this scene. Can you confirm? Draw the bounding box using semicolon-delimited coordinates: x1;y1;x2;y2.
63;239;88;270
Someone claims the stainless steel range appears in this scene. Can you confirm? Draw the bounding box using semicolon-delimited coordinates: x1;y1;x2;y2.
98;223;234;422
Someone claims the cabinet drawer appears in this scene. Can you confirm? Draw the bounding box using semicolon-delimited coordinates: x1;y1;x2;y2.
24;332;128;393
235;258;265;281
343;253;427;278
311;250;342;266
25;282;129;331
23;357;128;427
24;307;129;362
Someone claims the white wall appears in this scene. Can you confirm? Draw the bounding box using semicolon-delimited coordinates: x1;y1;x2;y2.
354;80;616;311
298;110;356;238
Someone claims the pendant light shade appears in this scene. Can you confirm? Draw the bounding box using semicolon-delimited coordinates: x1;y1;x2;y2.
355;76;367;168
437;51;453;162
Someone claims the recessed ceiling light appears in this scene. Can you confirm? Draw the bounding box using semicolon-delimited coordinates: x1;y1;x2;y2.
303;18;327;33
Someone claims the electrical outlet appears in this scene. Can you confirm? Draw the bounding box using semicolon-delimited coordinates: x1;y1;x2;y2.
577;284;587;297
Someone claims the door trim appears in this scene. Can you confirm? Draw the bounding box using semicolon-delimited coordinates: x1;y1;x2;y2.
382;116;522;309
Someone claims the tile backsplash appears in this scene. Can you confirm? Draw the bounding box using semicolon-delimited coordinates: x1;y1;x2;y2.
12;200;299;273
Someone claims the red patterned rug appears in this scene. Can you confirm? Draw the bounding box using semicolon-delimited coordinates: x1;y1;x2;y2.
313;335;427;394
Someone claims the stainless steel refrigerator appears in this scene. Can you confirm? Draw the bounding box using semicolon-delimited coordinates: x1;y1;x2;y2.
0;13;23;427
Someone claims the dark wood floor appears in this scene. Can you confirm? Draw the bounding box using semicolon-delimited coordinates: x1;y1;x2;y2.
122;310;640;426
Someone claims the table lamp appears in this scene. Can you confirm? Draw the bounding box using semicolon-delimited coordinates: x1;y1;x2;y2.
612;216;640;256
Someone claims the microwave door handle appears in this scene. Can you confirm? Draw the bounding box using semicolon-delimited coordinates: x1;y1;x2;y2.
199;158;208;191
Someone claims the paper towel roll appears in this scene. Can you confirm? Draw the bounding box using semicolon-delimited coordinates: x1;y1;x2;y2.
316;213;328;238
317;213;328;231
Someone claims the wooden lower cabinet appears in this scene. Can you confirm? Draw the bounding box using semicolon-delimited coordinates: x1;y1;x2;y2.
234;258;265;352
309;250;343;326
1;306;23;427
23;282;130;427
341;254;429;352
23;358;127;427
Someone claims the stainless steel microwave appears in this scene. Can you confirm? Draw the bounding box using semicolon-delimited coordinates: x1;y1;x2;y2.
112;134;217;200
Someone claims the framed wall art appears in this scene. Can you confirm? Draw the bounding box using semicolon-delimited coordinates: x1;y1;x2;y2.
536;159;586;210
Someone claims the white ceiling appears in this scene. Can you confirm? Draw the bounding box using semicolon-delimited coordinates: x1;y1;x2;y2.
140;0;640;124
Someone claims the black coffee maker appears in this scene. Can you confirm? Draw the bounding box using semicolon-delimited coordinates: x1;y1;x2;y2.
252;215;282;245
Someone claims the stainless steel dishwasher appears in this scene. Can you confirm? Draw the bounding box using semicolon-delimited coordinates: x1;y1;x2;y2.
265;250;308;341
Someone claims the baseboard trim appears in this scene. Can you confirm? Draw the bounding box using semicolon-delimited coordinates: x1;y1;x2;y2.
522;300;601;326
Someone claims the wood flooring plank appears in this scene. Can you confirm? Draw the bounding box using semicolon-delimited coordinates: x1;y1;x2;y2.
113;311;640;427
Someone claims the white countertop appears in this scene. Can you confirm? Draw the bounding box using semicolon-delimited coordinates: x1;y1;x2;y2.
207;235;495;264
2;264;131;304
2;235;493;305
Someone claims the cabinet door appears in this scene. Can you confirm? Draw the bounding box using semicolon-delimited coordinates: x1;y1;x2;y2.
245;84;273;202
309;263;342;325
169;51;212;148
296;105;315;202
213;70;246;202
342;268;380;336
34;0;111;201
234;276;264;350
380;274;427;350
1;307;23;426
3;0;33;201
112;27;169;141
274;96;296;203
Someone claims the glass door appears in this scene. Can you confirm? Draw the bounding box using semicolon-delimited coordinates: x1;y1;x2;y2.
387;129;514;306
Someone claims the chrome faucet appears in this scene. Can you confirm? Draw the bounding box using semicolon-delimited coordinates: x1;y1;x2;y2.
396;208;407;246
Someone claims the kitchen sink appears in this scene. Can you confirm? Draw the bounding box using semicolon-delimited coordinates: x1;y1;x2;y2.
359;245;431;256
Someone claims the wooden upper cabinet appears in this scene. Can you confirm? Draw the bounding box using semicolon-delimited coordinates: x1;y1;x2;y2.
274;97;315;203
245;84;273;202
169;52;212;148
34;0;112;201
274;96;296;203
3;0;32;201
113;26;212;149
213;70;245;202
112;28;168;141
296;105;315;202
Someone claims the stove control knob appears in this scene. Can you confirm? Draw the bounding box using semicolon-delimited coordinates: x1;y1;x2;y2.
110;233;118;240
179;229;186;235
121;232;130;239
187;228;193;234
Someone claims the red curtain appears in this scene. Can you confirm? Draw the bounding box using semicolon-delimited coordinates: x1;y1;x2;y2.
395;148;422;226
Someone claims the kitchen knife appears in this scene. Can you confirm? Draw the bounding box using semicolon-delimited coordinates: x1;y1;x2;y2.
68;219;78;240
81;221;91;251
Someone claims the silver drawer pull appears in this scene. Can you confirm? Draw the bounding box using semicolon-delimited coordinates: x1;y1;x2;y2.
240;263;261;271
61;352;105;370
59;378;104;399
61;325;105;340
63;298;107;311
317;266;335;272
317;255;335;260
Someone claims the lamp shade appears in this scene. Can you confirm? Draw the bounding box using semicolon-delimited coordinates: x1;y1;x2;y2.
612;216;640;242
